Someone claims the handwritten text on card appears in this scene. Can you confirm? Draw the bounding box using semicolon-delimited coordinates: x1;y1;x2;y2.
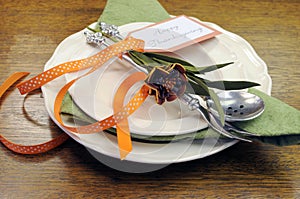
128;15;221;52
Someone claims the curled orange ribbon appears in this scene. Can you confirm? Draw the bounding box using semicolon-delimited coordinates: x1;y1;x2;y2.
0;37;148;159
0;72;69;154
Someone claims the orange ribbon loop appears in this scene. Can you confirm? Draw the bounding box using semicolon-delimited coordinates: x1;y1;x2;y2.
113;72;148;159
0;72;69;154
1;37;147;159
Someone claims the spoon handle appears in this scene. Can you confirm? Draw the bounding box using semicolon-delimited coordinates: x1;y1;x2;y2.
223;122;259;137
180;94;252;142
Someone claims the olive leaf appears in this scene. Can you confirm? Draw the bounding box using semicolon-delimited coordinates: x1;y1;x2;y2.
143;52;194;66
185;72;210;96
208;89;225;126
186;81;210;96
142;52;233;74
128;51;159;69
196;62;234;74
187;74;260;90
206;80;260;90
86;26;98;33
127;51;145;66
186;73;224;125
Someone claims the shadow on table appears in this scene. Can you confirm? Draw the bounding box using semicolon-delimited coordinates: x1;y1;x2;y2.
66;140;282;177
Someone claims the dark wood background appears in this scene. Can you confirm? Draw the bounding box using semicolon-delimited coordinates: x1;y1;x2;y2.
0;0;299;198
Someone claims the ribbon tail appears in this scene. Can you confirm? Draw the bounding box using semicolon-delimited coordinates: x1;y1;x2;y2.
0;72;30;97
116;123;132;160
113;72;147;160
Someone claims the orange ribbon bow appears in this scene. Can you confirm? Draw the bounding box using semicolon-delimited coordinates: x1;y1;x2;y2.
0;37;148;160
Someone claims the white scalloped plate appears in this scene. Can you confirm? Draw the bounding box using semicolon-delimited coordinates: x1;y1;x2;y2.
41;20;271;164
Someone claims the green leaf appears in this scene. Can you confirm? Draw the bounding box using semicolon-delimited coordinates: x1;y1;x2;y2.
143;52;194;66
182;62;233;74
127;51;144;66
208;89;225;126
206;80;260;90
142;52;234;74
86;26;98;33
186;73;210;96
128;51;159;67
186;81;210;96
151;57;172;65
197;62;234;74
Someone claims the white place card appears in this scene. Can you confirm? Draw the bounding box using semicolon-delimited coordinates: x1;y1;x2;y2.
128;15;221;52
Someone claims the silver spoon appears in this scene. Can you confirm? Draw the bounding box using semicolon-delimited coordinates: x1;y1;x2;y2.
206;91;265;122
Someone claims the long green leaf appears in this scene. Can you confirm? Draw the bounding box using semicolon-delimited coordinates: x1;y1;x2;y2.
197;62;234;74
184;76;225;125
186;72;260;90
206;81;260;90
143;52;194;66
186;81;210;96
127;51;144;66
182;63;233;74
208;89;225;126
128;51;159;67
142;52;234;74
151;57;172;65
186;73;210;96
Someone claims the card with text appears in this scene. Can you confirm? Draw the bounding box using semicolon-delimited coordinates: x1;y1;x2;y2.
128;15;221;52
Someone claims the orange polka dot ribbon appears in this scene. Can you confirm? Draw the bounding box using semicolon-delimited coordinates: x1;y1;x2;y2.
0;72;70;154
0;37;149;159
17;37;144;95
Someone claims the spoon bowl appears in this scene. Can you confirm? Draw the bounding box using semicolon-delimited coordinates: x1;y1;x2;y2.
207;91;265;122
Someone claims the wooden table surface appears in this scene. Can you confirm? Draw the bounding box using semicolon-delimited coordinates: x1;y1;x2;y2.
0;0;299;198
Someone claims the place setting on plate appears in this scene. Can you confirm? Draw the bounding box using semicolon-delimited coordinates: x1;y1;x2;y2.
44;15;299;167
0;0;299;173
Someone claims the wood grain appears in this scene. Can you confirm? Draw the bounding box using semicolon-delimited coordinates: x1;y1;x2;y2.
0;0;299;198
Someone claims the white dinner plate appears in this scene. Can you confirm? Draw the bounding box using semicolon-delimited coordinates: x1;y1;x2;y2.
41;19;271;164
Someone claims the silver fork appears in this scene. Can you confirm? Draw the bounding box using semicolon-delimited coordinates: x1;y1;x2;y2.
83;23;254;142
